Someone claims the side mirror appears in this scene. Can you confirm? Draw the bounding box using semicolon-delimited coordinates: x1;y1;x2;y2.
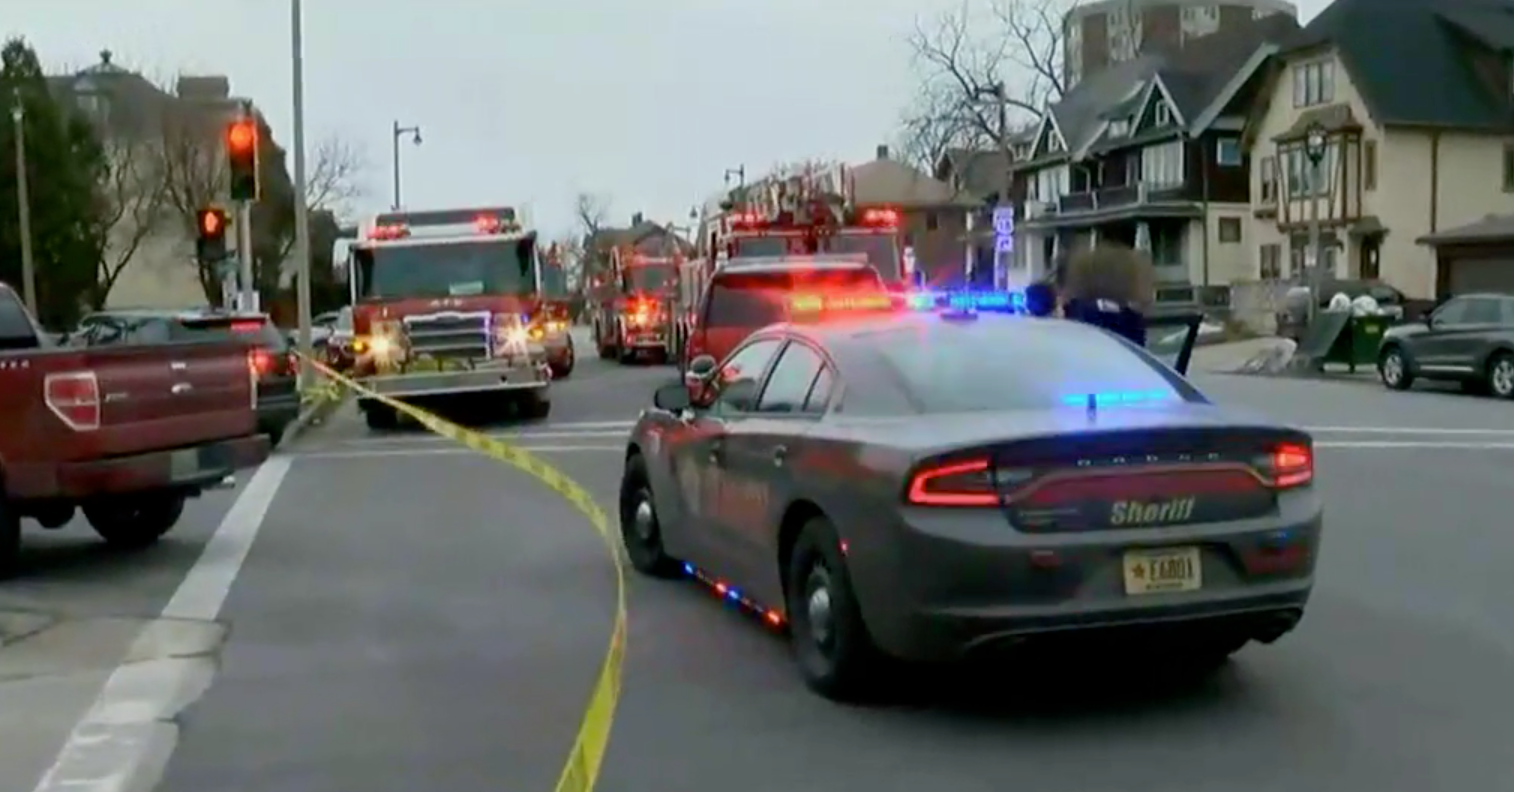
653;381;692;412
684;354;717;387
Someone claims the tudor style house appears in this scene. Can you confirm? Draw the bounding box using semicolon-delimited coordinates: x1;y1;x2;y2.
1012;15;1300;287
1240;0;1514;298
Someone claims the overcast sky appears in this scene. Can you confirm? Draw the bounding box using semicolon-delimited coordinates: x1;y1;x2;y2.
8;0;1328;238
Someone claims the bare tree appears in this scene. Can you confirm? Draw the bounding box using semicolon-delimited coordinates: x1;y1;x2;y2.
270;135;368;265
898;0;1070;171
89;133;172;307
574;192;609;240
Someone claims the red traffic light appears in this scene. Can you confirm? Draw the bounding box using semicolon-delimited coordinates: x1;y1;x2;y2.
226;120;256;152
196;208;226;237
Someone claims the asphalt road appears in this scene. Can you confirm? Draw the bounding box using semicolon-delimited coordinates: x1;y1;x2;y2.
6;328;1513;792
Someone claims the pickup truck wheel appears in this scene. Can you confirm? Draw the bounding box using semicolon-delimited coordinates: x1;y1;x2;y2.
364;403;398;430
0;494;21;578
84;494;186;549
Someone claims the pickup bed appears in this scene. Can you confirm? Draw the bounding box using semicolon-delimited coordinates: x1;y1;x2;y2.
0;285;270;576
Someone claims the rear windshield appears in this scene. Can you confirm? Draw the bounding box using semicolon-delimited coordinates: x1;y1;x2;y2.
705;268;883;328
172;316;287;348
0;287;41;350
869;321;1196;413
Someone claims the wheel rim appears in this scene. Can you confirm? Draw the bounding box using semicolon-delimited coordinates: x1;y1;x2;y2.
1493;359;1514;395
631;492;656;542
804;565;835;651
1382;353;1403;384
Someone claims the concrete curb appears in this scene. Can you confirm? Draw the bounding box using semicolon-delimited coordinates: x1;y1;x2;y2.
280;390;350;445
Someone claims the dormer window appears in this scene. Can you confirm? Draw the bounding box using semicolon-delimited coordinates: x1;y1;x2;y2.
1110;118;1130;137
1154;102;1172;126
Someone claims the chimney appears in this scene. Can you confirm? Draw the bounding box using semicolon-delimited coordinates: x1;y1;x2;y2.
876;144;889;160
631;212;644;226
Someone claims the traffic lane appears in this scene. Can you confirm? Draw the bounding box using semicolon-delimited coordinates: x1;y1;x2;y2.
0;480;247;791
598;445;1513;792
1195;372;1514;431
154;451;619;792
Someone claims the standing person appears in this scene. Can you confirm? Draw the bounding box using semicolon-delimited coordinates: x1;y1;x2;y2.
1058;243;1155;346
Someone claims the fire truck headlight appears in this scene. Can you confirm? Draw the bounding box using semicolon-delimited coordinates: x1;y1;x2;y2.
368;334;401;361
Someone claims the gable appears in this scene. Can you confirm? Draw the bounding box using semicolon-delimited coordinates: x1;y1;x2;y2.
1134;76;1185;133
1029;113;1068;159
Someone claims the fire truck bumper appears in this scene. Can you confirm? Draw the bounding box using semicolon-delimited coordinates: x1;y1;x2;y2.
356;361;550;400
622;331;667;351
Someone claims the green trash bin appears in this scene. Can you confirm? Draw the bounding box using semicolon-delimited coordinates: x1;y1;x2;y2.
1322;314;1391;372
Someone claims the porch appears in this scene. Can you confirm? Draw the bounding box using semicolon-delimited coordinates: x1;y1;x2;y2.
1015;217;1198;286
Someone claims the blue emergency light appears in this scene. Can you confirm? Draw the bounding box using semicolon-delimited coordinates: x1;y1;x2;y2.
1059;389;1174;407
908;290;1026;313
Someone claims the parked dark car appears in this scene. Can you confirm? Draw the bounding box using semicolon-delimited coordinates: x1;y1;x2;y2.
71;309;301;445
1376;292;1514;398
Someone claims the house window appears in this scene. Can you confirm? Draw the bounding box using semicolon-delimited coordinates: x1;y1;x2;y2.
1216;138;1242;166
1292;60;1334;107
925;211;939;231
1110;119;1130;137
1259;244;1282;279
1364;140;1377;190
1140;141;1184;187
1503;144;1514;192
1260;155;1277;201
1218;218;1242;243
1154;101;1172;127
1126;156;1141;184
1286;145;1334;198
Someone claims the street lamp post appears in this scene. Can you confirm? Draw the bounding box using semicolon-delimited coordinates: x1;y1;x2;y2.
391;121;421;210
975;82;1014;288
1303;122;1328;326
11;89;36;315
290;0;314;384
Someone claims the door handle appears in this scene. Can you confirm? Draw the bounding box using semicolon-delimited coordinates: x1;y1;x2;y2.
169;361;187;371
708;442;724;464
771;444;788;467
171;382;192;395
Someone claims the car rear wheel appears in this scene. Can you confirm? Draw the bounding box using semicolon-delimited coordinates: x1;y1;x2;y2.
84;493;186;549
785;516;884;701
550;340;575;380
1485;351;1514;399
0;491;22;578
618;455;680;578
364;403;398;430
1378;345;1414;390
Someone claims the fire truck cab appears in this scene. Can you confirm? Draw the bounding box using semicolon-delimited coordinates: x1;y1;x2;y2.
669;164;910;366
345;206;552;429
536;242;575;378
591;244;679;364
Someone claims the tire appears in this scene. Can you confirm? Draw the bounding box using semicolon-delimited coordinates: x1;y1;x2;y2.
550;340;575;380
1485;351;1514;399
0;491;22;579
519;390;552;420
1377;345;1414;391
84;493;186;549
364;403;398;430
618;455;680;578
784;516;884;701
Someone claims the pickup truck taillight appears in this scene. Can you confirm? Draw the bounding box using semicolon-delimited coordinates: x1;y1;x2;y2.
44;371;100;431
248;348;273;377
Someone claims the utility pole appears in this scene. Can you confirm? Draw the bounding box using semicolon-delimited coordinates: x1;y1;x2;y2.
290;0;315;384
234;102;257;311
1304;122;1327;327
723;166;745;188
391;120;421;210
976;82;1014;288
11;89;36;315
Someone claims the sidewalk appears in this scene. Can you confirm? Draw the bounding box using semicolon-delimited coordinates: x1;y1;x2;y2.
1189;337;1379;383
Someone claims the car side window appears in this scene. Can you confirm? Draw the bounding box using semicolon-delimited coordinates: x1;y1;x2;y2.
1500;298;1514;324
126;319;170;344
710;338;783;414
803;367;835;413
89;320;126;345
1432;298;1470;325
755;342;825;414
1465;297;1502;324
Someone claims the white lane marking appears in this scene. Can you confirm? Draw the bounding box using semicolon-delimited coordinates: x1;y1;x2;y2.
30;457;293;792
1315;440;1514;449
1306;425;1514;435
301;445;623;460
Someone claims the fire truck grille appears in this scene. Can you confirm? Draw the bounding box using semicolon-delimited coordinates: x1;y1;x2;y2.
403;313;491;358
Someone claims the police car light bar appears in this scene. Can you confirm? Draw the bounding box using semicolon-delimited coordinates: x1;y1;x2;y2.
787;292;895;314
907;290;1026;313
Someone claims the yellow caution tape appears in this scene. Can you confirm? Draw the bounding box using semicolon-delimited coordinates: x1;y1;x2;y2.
297;354;625;792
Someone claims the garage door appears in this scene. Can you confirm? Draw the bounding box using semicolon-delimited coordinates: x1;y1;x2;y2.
1446;257;1514;295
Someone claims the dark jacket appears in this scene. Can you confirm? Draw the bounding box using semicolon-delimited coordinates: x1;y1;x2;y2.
1063;298;1146;346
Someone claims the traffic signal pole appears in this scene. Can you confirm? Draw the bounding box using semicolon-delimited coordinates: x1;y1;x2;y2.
237;200;255;311
290;0;314;386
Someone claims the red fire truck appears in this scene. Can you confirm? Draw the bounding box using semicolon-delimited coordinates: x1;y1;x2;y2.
590;243;680;364
669;164;910;365
345;206;552;429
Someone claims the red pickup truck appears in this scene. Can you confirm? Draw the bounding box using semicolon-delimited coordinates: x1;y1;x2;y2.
0;283;270;576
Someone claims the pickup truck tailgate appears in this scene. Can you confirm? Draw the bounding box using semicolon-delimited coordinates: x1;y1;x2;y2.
91;341;256;457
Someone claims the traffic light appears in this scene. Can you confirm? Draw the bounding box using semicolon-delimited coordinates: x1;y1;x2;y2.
195;207;228;264
225;118;260;201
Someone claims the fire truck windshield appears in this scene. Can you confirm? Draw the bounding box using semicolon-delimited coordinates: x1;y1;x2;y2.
829;234;901;282
355;237;536;299
705;268;883;327
624;264;673;292
732;236;794;258
540;261;570;297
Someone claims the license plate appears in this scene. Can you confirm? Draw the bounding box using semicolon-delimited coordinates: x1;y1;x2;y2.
1122;547;1202;595
169;449;200;481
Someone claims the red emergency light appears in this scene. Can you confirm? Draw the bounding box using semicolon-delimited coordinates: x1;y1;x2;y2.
369;224;409;240
859;208;900;227
475;214;505;233
728;210;764;228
